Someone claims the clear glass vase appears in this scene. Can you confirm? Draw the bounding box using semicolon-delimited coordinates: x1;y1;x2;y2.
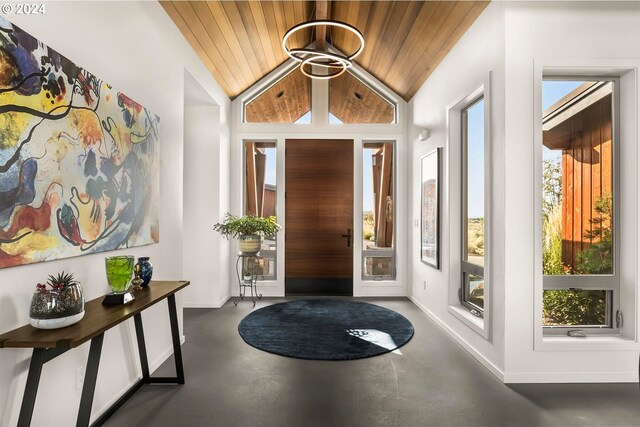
29;283;85;329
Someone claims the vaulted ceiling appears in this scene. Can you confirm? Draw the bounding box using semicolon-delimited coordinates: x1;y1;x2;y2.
160;1;489;102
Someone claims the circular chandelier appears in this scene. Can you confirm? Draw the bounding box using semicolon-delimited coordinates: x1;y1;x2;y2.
282;20;365;80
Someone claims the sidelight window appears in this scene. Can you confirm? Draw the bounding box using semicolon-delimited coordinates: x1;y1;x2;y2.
362;142;395;279
244;140;277;280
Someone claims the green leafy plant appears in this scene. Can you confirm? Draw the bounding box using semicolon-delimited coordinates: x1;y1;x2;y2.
576;194;613;274
36;271;79;294
46;271;78;289
542;158;562;217
542;203;566;275
543;289;606;326
213;213;280;240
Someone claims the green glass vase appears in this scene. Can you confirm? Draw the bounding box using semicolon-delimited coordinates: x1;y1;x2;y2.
105;256;134;294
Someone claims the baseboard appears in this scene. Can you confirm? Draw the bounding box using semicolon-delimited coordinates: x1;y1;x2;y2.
503;371;639;383
183;295;230;309
409;296;505;382
90;335;186;424
354;285;407;297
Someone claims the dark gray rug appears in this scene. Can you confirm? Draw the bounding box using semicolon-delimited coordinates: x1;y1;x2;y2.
237;299;414;360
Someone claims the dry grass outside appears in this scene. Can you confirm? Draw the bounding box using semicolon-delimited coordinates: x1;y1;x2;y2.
467;218;484;257
363;212;375;243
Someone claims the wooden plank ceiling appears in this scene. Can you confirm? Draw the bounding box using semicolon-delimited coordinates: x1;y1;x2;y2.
160;1;489;102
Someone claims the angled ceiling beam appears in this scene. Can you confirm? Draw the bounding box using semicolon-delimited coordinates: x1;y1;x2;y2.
315;0;329;50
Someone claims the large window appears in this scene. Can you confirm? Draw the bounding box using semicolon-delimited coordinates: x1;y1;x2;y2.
362;142;395;279
461;97;485;315
244;141;277;280
541;77;619;333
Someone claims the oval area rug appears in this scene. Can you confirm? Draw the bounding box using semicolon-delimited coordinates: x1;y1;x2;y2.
238;299;414;360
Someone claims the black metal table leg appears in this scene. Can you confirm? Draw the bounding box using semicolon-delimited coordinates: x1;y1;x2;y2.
76;333;104;427
133;313;150;384
167;294;185;384
234;256;243;305
17;348;46;427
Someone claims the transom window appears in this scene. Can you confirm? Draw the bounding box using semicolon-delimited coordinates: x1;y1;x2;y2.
329;72;396;124
243;68;311;123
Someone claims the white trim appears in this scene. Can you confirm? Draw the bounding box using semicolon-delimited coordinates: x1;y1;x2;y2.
183;295;230;309
448;304;486;336
503;370;638;384
410;296;505;382
445;74;492;341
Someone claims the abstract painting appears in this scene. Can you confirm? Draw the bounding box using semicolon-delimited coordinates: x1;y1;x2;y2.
421;148;439;269
0;17;159;268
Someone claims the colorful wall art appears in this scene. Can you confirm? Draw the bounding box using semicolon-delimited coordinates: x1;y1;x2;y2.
0;17;159;268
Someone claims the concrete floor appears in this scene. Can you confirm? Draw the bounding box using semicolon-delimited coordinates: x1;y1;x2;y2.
104;297;640;427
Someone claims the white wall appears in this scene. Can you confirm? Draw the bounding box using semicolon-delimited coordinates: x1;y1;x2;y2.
503;1;640;383
0;2;230;425
408;1;507;378
410;0;640;383
183;103;231;308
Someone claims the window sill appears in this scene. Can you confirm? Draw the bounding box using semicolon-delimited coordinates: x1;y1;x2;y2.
448;304;489;340
536;335;639;351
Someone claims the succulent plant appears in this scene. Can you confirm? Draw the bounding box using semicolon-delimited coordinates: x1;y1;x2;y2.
46;271;78;290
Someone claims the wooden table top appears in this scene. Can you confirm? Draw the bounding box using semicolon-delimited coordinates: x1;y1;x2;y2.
0;280;190;350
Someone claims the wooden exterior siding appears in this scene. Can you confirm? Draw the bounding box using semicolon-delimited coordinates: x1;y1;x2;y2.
245;142;273;218
551;94;612;270
370;144;393;248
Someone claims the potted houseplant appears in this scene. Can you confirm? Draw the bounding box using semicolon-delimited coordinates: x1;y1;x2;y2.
29;271;85;329
213;213;280;255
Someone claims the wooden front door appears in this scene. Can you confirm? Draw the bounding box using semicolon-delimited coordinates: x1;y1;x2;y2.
285;139;354;295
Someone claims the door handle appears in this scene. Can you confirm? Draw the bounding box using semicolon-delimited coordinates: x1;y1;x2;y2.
341;228;352;248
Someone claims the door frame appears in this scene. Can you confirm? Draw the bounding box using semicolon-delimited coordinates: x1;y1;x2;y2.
284;138;355;296
231;133;407;298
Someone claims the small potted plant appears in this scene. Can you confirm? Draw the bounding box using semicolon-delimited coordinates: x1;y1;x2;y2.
29;271;85;329
213;213;280;255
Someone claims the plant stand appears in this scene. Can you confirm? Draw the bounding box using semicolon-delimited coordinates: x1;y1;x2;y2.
234;253;263;306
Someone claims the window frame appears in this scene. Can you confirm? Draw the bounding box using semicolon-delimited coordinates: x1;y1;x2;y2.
460;96;486;316
541;75;621;335
361;140;396;280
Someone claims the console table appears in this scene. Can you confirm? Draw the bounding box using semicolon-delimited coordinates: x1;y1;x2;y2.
0;280;190;427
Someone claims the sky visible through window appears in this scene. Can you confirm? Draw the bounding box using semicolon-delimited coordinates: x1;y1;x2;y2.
363;150;374;212
265;147;276;186
466;99;484;219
